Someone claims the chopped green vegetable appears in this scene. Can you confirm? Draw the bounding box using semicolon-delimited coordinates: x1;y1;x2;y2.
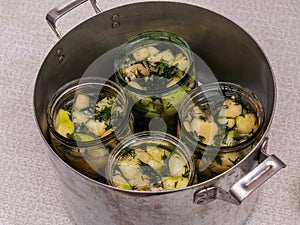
55;109;74;138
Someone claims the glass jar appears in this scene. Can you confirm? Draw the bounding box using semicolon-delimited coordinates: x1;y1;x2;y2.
177;82;264;183
47;77;134;181
114;31;196;135
106;131;195;191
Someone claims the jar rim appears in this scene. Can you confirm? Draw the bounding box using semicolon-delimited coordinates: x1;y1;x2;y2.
46;77;131;147
178;81;265;153
105;131;195;190
114;30;195;95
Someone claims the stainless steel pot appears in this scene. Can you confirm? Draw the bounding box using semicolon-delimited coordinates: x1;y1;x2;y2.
34;1;286;224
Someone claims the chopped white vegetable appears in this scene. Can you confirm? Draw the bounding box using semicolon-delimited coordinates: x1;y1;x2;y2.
172;55;189;72
74;94;90;110
147;46;160;56
112;175;131;190
168;153;187;177
128;174;150;191
96;97;113;111
86;120;107;137
135;150;151;164
72;111;89;124
218;98;242;118
190;118;201;133
236;113;258;134
162;176;189;190
197;120;219;145
218;117;236;128
133;47;150;61
150;49;175;62
146;146;170;161
147;159;162;171
128;81;144;90
117;158;140;180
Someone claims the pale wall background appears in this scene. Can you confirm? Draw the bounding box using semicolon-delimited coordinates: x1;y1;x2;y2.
0;0;299;224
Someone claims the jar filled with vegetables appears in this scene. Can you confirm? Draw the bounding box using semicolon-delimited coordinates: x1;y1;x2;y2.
106;131;195;191
114;31;196;135
47;77;133;181
177;82;264;182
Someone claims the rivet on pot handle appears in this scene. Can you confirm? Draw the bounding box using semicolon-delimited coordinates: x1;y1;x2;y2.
46;0;101;39
194;139;286;205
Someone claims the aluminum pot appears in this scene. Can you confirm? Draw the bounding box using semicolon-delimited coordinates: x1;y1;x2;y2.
34;1;286;225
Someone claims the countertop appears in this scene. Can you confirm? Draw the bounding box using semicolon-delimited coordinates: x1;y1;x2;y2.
0;0;299;224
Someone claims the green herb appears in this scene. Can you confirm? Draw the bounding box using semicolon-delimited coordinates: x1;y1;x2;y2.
107;144;114;153
198;135;206;143
95;106;111;122
228;157;240;165
127;60;180;91
161;151;168;160
121;147;136;158
164;100;172;109
222;128;235;145
153;62;177;79
66;133;76;140
174;180;178;188
193;148;203;159
199;115;207;122
234;93;250;112
182;165;190;178
139;160;161;183
137;68;144;77
104;123;113;131
155;63;165;76
214;155;222;165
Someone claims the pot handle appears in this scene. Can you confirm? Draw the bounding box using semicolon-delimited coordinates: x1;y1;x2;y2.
194;140;286;205
46;0;101;39
229;154;286;203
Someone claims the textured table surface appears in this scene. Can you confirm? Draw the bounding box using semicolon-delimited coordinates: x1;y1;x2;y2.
0;0;299;224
